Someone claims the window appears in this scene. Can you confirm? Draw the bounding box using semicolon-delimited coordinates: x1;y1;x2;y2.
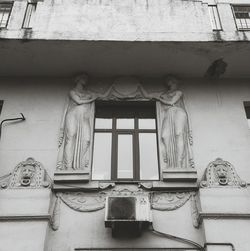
22;2;37;28
244;102;250;128
92;101;159;181
232;5;250;30
208;5;222;31
0;3;13;28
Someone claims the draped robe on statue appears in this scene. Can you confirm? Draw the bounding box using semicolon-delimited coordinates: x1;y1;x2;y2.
157;90;193;169
57;90;94;171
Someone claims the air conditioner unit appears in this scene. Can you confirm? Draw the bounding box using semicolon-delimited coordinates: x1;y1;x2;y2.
105;195;152;237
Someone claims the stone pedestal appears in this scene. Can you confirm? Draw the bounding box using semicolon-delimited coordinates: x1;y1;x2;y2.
0;189;52;251
199;187;250;251
53;170;90;191
161;168;198;189
205;245;233;251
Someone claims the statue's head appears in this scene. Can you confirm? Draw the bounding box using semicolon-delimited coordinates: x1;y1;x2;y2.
20;164;35;186
75;73;89;90
164;76;179;91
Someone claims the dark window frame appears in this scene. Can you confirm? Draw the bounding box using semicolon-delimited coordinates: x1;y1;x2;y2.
208;5;223;31
232;5;250;31
243;101;250;128
0;101;3;114
93;101;160;182
22;1;37;29
0;2;13;29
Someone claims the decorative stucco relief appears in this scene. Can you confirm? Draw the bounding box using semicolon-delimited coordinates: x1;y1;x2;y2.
56;74;195;177
0;157;51;189
190;193;200;228
57;185;192;213
58;185;147;212
50;195;61;231
151;192;191;211
57;74;95;171
59;192;106;212
200;158;247;188
155;77;194;170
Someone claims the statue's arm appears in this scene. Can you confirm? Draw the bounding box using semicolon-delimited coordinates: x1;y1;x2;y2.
170;91;183;105
157;91;182;105
69;90;96;104
137;85;155;99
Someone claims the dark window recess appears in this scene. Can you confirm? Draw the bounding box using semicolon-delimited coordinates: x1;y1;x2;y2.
232;5;250;30
0;3;13;28
22;2;37;28
92;101;159;181
0;101;3;114
244;102;250;128
208;5;222;31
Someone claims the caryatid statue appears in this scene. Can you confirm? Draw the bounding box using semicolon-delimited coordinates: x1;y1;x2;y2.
139;76;194;169
57;74;96;170
57;74;114;170
158;77;193;169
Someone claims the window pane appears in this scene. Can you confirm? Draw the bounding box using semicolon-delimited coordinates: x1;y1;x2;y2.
95;118;112;129
117;134;133;179
116;118;134;129
138;119;156;129
92;133;112;180
139;133;159;180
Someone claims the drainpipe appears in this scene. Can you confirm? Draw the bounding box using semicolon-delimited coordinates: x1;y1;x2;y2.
204;242;236;251
0;113;26;140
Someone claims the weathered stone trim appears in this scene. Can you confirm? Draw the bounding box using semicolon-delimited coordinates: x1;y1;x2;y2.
0;214;51;221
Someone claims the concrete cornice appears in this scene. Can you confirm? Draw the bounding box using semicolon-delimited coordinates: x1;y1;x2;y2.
199;212;250;220
0;214;51;221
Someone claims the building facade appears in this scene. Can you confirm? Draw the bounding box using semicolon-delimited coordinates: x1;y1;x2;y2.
0;0;250;250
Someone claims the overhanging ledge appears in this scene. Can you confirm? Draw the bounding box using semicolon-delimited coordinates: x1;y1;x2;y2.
1;39;250;78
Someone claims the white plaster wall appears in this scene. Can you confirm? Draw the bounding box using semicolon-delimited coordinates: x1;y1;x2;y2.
0;189;51;214
184;79;250;181
0;221;48;251
199;188;250;214
46;199;204;251
1;0;250;41
0;190;52;251
1;78;250;182
1;77;250;250
0;78;71;178
203;219;250;251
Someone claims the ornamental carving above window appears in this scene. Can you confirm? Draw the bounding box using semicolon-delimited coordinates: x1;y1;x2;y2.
56;74;195;182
